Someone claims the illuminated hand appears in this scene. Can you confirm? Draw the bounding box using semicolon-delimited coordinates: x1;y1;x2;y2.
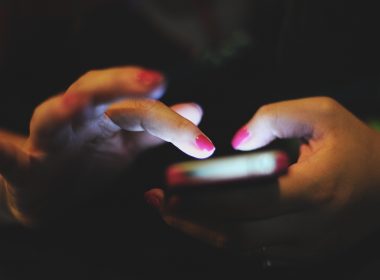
0;66;214;225
146;97;380;265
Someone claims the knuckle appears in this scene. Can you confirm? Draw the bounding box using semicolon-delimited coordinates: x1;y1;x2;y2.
313;97;340;116
256;104;274;116
138;99;162;114
135;99;192;132
255;103;279;127
131;99;165;120
175;119;192;133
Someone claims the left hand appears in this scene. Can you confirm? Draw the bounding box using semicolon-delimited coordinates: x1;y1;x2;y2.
0;66;215;225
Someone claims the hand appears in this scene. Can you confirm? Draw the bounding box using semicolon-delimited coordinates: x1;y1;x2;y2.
146;97;380;266
0;66;215;225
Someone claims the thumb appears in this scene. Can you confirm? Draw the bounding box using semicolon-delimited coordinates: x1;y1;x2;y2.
231;97;337;151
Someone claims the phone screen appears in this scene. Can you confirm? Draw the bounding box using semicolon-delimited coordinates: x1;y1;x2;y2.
166;150;289;192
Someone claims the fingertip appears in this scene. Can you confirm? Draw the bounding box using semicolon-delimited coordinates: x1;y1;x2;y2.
231;127;251;149
177;147;215;159
173;135;215;159
195;134;216;157
171;102;203;125
195;134;214;150
233;145;253;151
191;148;215;159
135;69;164;86
233;141;262;151
149;82;166;99
189;102;203;116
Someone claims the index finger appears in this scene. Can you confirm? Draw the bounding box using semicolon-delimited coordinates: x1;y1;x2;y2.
106;99;215;159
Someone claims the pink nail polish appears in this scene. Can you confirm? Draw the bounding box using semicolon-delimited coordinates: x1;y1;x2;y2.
195;134;215;152
136;70;163;87
232;127;251;149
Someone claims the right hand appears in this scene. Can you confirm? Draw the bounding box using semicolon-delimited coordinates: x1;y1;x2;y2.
146;97;380;265
0;66;215;225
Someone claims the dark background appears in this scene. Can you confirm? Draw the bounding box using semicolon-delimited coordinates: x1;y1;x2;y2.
1;0;380;279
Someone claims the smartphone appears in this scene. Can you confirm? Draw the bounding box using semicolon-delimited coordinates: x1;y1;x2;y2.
165;150;289;193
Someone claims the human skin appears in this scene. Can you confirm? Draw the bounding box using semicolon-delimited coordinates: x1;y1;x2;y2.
146;97;380;265
0;66;215;225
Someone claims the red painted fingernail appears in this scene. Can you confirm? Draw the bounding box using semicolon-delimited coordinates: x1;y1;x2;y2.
195;134;215;152
231;127;251;149
136;70;163;87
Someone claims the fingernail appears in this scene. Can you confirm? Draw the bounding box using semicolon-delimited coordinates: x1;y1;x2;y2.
145;195;162;209
231;127;251;149
195;134;215;152
136;70;163;87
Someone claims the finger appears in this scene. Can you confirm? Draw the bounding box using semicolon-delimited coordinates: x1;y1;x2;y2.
65;66;166;104
106;99;215;159
64;67;165;121
29;67;166;150
231;97;340;151
0;130;27;148
0;136;29;184
171;102;203;126
133;102;203;150
29;94;88;150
